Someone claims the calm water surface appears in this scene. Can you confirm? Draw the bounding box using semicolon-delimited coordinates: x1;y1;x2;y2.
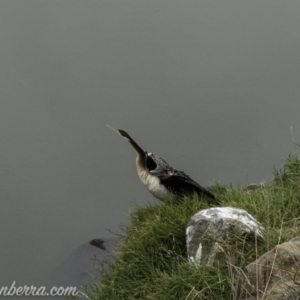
1;1;300;298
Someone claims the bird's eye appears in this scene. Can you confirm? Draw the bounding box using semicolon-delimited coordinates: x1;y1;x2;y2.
146;156;157;171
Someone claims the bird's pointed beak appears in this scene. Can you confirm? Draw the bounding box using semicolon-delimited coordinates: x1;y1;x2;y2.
106;124;121;135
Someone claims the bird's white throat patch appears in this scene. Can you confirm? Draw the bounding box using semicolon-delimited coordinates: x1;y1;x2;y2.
136;162;174;201
147;175;175;201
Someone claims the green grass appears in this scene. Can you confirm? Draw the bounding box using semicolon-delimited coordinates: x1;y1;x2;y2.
80;151;300;300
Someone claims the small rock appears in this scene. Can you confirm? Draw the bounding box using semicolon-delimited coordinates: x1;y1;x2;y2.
186;207;264;265
242;182;265;191
234;237;300;300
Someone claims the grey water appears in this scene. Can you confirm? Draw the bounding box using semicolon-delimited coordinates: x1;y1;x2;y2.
1;0;300;298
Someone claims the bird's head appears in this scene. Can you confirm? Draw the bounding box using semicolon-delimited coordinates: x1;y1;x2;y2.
106;125;132;142
107;125;146;160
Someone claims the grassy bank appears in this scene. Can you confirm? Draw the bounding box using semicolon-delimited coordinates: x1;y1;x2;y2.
82;151;300;299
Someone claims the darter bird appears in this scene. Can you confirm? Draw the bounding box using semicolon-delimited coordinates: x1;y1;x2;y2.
107;125;216;202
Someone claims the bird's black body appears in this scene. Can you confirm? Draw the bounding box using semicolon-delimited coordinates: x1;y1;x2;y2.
146;152;215;200
107;125;215;202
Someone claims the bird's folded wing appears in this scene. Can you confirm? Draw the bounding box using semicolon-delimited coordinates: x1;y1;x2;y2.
152;169;212;197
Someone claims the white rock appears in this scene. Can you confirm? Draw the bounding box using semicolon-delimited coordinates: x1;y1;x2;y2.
186;207;264;264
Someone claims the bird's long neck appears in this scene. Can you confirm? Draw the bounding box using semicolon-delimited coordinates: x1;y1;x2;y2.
126;136;147;168
130;139;149;184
